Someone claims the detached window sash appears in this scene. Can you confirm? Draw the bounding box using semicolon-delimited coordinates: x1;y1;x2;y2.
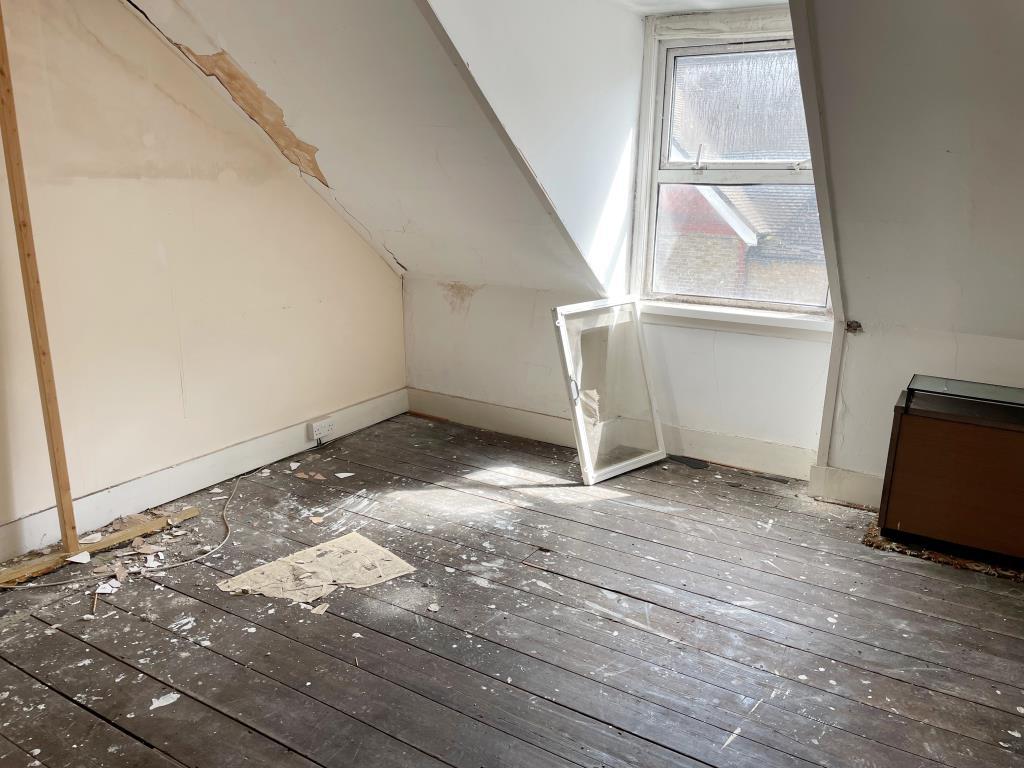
552;299;666;485
646;39;828;310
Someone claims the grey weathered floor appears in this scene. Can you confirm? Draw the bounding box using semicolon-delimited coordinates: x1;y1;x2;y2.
0;414;1022;768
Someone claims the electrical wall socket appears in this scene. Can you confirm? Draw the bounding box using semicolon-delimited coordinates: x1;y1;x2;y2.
307;417;337;442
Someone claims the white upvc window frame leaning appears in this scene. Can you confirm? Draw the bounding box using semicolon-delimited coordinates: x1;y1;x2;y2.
552;297;667;486
630;7;828;314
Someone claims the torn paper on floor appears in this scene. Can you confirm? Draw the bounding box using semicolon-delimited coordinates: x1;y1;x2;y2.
216;532;415;603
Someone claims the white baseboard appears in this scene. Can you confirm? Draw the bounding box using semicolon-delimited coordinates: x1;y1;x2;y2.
407;389;575;447
662;424;816;480
808;464;883;509
408;388;815;480
0;389;409;562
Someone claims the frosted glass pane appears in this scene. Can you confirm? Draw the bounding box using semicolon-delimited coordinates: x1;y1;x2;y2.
564;305;660;475
668;50;810;163
653;184;828;306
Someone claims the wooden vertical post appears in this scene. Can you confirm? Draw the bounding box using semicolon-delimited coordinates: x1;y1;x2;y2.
0;1;79;553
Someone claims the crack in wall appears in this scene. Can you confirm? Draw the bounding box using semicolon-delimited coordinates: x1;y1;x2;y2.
125;0;408;273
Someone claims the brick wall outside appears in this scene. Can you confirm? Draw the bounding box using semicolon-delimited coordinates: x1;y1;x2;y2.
653;230;827;305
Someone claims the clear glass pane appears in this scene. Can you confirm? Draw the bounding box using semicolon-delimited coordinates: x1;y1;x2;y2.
563;304;661;476
652;184;828;306
668;49;810;163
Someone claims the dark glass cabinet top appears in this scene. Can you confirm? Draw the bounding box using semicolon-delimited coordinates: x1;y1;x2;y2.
908;375;1024;409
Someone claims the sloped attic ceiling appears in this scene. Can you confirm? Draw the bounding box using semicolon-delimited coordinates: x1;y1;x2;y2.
425;0;644;295
130;0;604;295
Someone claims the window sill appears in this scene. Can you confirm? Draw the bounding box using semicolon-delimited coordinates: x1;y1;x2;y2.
640;299;834;340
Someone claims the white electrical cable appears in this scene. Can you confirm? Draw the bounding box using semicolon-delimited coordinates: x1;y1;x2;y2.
145;473;243;573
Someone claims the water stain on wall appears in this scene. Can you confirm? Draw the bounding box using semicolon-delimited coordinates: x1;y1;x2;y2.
178;45;328;186
439;281;482;315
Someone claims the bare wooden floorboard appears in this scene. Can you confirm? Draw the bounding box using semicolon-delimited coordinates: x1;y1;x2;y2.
397;415;805;505
333;430;1023;626
29;599;452;768
0;618;323;768
415;417;1024;598
0;657;183;768
41;594;576;768
186;482;1021;767
389;415;870;530
143;566;703;768
357;557;1014;768
0;414;1021;768
175;519;816;768
260;445;1024;685
186;532;823;768
256;484;1024;755
329;431;1024;638
242;464;1024;727
380;417;1024;599
0;735;40;768
371;417;872;537
471;548;1024;752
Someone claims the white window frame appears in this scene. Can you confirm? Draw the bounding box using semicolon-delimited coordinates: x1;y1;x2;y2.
552;297;666;485
630;8;829;314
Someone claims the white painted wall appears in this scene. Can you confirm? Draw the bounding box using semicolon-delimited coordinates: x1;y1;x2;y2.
404;276;594;431
426;0;645;293
134;0;830;481
803;0;1024;502
0;0;405;557
644;321;829;478
398;1;644;453
404;3;829;478
135;0;601;295
407;274;830;478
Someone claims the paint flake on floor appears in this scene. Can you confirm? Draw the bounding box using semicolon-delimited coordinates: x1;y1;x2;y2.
149;692;180;710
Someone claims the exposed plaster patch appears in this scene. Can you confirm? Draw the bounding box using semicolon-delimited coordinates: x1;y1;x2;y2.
178;45;327;186
125;0;404;275
438;281;483;315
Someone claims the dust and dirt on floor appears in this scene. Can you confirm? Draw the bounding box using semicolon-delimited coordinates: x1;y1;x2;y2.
863;522;1024;582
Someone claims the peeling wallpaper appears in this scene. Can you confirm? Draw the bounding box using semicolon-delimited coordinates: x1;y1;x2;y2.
133;0;604;294
180;46;328;186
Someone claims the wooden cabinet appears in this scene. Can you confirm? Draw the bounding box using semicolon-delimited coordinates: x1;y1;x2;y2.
879;375;1024;561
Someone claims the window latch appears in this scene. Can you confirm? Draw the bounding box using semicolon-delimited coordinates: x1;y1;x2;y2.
691;143;706;171
792;158;811;171
569;377;581;403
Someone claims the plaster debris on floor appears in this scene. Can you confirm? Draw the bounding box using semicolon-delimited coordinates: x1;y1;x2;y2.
863;522;1024;582
98;578;121;593
149;692;180;711
217;532;414;603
